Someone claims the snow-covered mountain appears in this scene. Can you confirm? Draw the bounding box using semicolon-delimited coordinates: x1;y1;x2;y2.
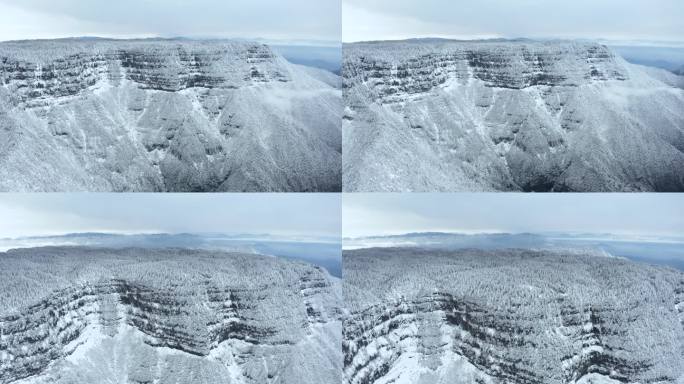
0;247;342;384
343;40;684;191
344;247;684;383
0;38;342;191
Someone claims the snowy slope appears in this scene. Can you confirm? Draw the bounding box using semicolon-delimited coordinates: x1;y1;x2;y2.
0;247;342;384
344;247;684;383
343;40;684;191
0;39;342;191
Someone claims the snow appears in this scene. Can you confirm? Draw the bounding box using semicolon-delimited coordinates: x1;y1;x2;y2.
342;40;684;192
344;247;684;383
574;373;624;384
0;38;342;192
0;247;342;384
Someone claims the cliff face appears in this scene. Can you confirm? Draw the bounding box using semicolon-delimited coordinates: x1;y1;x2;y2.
0;247;342;384
344;41;626;101
0;39;342;192
342;40;684;192
0;41;289;105
343;248;684;384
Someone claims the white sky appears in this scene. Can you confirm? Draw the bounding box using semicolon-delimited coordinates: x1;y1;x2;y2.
0;194;341;239
0;0;341;42
343;193;684;238
343;0;684;43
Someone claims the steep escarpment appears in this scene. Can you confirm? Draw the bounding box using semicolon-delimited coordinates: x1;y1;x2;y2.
0;247;342;384
343;248;684;384
343;40;684;192
0;42;288;105
344;41;626;101
0;39;342;192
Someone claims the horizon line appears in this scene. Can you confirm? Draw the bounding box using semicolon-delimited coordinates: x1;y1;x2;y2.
0;35;342;47
0;231;341;242
342;36;684;46
344;230;684;241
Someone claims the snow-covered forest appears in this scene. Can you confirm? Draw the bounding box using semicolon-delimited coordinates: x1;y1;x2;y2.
344;247;684;383
0;247;342;384
342;40;684;192
0;38;342;192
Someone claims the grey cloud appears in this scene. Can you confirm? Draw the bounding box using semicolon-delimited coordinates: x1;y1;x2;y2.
0;0;340;41
343;0;684;42
343;193;684;238
0;193;341;238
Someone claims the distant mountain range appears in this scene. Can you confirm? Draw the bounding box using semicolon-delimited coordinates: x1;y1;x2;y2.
344;231;684;271
0;232;342;277
607;43;684;74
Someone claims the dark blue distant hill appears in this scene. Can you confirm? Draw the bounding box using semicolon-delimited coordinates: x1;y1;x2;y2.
347;232;684;271
610;44;684;74
271;45;341;75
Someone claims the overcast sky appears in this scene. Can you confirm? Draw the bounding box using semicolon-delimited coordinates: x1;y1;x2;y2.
0;0;340;43
343;193;684;238
0;194;340;239
343;0;684;43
